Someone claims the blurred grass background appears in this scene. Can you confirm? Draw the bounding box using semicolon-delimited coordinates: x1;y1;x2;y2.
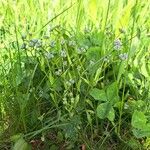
0;0;149;34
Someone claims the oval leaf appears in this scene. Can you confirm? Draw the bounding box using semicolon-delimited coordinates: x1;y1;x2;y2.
13;138;31;150
97;102;115;122
131;110;147;129
90;88;107;101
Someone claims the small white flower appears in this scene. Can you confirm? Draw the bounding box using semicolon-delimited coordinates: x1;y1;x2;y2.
114;39;122;50
66;79;75;86
21;43;27;49
60;39;66;45
63;97;67;104
90;60;95;65
69;92;73;97
29;41;35;47
50;41;56;47
60;50;67;57
45;52;54;59
55;69;62;76
103;56;110;63
69;40;76;47
69;79;75;84
32;39;38;43
119;53;128;60
35;40;42;48
63;61;67;66
77;47;86;54
77;65;81;71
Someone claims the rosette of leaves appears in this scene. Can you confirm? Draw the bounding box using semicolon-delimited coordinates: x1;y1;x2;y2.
90;82;119;122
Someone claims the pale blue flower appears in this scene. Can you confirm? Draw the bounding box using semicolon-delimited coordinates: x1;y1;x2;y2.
119;53;128;60
114;39;122;50
50;41;56;48
60;39;66;45
21;43;27;49
77;47;86;54
29;39;38;47
69;40;76;47
45;52;54;59
55;69;62;76
63;61;67;66
60;49;67;57
35;40;42;48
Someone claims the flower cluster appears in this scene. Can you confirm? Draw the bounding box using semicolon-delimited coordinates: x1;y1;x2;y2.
119;53;128;61
60;49;67;58
77;46;88;54
50;41;56;48
55;69;62;76
68;40;76;47
45;52;54;59
60;39;66;45
66;79;75;86
114;39;122;50
29;39;38;47
84;26;91;34
21;38;42;49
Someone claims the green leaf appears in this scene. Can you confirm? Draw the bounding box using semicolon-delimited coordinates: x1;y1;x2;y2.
132;128;150;138
107;107;115;122
140;59;150;78
90;88;107;101
50;145;58;150
117;61;125;82
131;110;147;129
97;102;115;122
86;47;101;61
86;111;92;125
106;82;119;103
86;99;94;108
10;133;24;142
13;138;31;150
127;138;141;149
57;131;64;142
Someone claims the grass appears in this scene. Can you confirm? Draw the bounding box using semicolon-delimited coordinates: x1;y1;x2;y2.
0;0;150;149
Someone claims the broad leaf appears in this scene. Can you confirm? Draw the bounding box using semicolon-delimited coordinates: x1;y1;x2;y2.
13;138;31;150
90;88;107;101
107;107;115;122
131;110;147;129
97;102;115;122
106;82;119;103
132;128;150;138
86;47;101;61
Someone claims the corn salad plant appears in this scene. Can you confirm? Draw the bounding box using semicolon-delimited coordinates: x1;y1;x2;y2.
0;0;150;149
